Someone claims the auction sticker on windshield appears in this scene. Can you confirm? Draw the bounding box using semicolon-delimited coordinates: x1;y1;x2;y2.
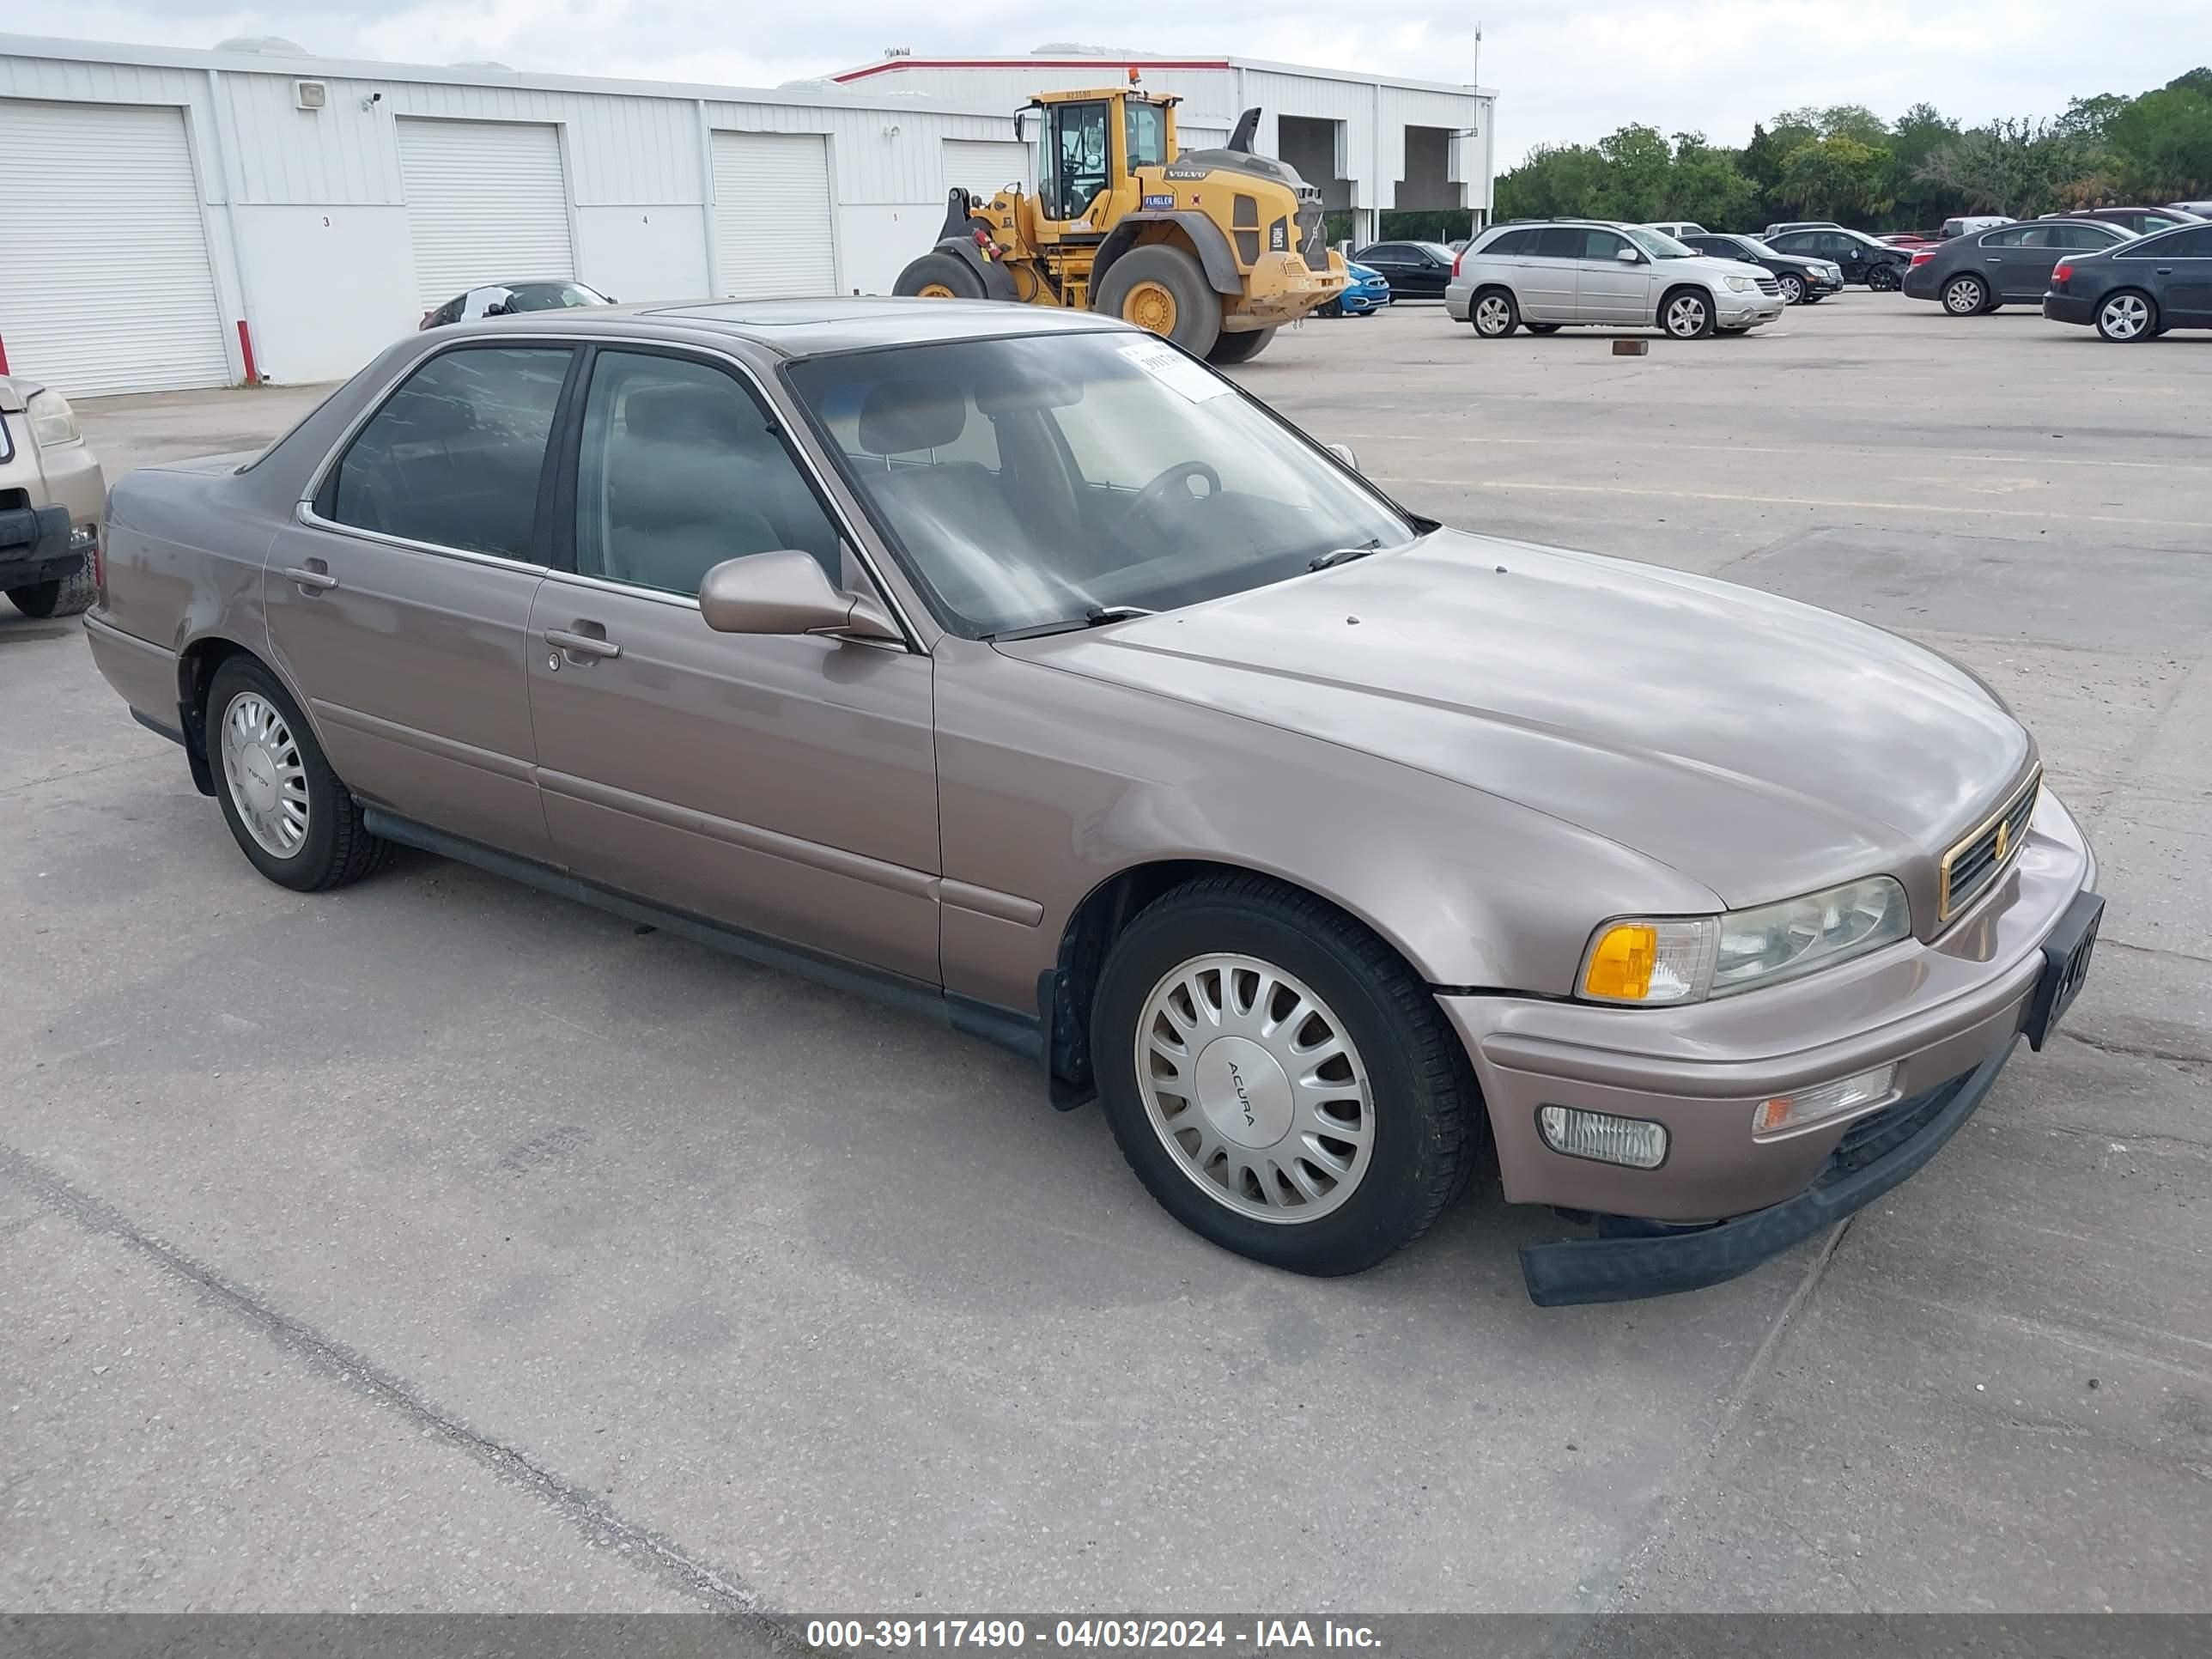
1119;337;1234;402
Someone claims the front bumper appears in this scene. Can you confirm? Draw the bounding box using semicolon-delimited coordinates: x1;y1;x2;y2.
0;502;82;589
2044;292;2096;325
1720;292;1786;325
1238;250;1350;326
1439;787;2097;1302
1339;286;1390;314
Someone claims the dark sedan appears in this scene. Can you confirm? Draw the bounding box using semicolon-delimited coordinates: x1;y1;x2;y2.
2045;222;2212;340
2051;207;2200;237
1760;227;1912;289
1905;220;2133;315
1348;240;1457;298
1679;233;1844;304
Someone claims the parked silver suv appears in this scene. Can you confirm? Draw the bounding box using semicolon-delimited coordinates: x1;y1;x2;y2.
1446;221;1787;339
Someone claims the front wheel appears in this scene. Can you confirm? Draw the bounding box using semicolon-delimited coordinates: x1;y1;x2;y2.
1778;273;1806;305
1661;288;1715;339
891;250;985;301
1867;264;1901;291
1206;326;1276;365
1091;875;1480;1276
6;562;94;618
1525;322;1562;335
206;657;390;892
2096;289;2156;341
1470;289;1520;337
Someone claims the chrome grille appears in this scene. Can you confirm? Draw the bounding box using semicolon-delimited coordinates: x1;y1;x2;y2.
1754;276;1782;296
1939;769;2041;921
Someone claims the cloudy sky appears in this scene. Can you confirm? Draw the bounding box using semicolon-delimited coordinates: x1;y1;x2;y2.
7;2;2208;162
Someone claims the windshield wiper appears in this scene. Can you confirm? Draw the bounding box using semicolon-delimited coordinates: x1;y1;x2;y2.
1310;538;1382;571
988;605;1154;641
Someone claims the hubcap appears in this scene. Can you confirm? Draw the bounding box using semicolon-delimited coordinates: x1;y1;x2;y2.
2104;296;2148;338
1782;276;1802;301
1135;954;1374;1224
220;690;309;858
1945;279;1980;313
1124;279;1179;336
1666;295;1705;336
1474;296;1510;333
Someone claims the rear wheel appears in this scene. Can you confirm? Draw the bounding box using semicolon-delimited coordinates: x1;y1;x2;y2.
6;561;94;618
1206;327;1276;365
892;251;985;301
1470;289;1520;337
1094;245;1221;356
1661;287;1715;339
1091;874;1480;1276
1777;272;1806;305
205;657;390;892
2095;289;2156;341
1942;274;1989;315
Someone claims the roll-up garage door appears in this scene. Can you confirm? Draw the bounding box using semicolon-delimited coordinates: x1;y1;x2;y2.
0;99;229;398
398;118;574;309
712;131;837;299
943;138;1032;197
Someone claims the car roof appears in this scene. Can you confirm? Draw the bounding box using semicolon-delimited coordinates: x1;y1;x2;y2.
440;296;1136;357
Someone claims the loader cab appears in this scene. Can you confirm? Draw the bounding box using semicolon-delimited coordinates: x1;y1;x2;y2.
1032;89;1179;238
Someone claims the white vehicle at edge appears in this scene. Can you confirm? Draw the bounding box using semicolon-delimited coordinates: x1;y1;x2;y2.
1446;220;1788;340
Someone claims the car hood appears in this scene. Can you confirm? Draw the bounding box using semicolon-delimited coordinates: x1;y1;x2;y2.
1001;532;2033;919
1661;254;1777;284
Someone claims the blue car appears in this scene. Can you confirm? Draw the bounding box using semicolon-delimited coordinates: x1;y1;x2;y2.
1323;261;1391;317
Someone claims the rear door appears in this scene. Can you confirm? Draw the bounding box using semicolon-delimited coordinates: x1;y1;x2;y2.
1521;228;1584;320
270;343;573;861
1972;226;2046;299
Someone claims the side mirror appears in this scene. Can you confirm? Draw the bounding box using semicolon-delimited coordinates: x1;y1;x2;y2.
1615;246;1642;264
698;550;902;642
1324;441;1360;472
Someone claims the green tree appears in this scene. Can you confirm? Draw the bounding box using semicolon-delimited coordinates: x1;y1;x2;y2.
1593;125;1673;222
1665;133;1758;229
1778;135;1893;221
2106;82;2212;198
1918;117;2097;217
1493;143;1611;220
1887;103;1968;228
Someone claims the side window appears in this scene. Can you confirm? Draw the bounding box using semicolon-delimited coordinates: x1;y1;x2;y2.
2060;224;2118;249
1767;233;1809;253
574;351;842;597
322;346;571;560
2166;227;2212;256
1362;243;1408;264
1979;228;2033;247
1533;227;1585;258
1578;228;1631;261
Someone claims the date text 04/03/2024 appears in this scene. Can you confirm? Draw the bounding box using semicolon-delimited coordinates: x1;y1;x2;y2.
804;1619;1382;1650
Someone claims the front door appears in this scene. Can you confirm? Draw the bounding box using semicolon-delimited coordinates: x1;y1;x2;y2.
2150;226;2212;324
1570;226;1654;324
525;346;941;983
267;342;572;861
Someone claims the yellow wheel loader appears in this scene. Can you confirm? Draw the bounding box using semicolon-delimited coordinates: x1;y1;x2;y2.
894;89;1347;364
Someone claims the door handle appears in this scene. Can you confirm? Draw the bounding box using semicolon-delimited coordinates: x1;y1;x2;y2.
2155;267;2173;275
544;625;622;662
283;562;338;592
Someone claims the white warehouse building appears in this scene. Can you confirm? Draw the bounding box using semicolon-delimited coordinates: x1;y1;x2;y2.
0;32;1495;399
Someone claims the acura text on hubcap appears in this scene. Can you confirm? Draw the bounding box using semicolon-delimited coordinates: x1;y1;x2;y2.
1136;954;1373;1223
222;691;310;857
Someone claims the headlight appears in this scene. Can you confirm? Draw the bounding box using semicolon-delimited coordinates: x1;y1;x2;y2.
1724;275;1753;292
26;389;81;447
1579;877;1911;1006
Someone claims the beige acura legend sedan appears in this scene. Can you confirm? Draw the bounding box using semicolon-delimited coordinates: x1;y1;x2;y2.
84;300;2101;1304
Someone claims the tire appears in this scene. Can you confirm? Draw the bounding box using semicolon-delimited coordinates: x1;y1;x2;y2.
2095;289;2157;342
1778;272;1806;305
205;656;390;892
1525;322;1562;335
1094;244;1222;356
1206;326;1276;365
1469;288;1519;337
1942;274;1989;315
1867;263;1901;291
6;560;94;618
1091;873;1480;1277
891;251;986;300
1660;286;1715;339
1802;293;1826;304
1316;299;1344;318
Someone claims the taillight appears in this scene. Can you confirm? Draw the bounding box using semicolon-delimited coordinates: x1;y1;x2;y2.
1909;249;1934;265
1452;247;1465;276
2052;262;2074;284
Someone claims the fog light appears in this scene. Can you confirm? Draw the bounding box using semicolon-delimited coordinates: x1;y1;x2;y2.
1751;1063;1897;1139
67;523;97;551
1538;1105;1669;1169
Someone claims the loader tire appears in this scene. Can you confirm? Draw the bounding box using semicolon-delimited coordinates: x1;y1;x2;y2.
894;252;986;301
1206;327;1276;365
1095;245;1221;356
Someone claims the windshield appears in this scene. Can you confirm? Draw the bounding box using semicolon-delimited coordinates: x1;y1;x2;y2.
1624;227;1698;258
786;331;1414;637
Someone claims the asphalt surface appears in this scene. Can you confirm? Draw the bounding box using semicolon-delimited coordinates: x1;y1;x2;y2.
4;293;2208;1618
